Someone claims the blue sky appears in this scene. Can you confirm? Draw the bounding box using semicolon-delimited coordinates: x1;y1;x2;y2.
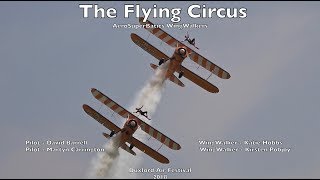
0;1;320;178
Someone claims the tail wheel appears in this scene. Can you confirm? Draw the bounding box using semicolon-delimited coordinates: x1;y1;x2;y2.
129;144;134;150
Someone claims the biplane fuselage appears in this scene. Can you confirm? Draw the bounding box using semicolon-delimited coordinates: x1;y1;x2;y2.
165;46;188;79
117;117;138;145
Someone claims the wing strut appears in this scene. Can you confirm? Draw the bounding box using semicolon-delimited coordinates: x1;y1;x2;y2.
157;144;163;151
206;73;213;80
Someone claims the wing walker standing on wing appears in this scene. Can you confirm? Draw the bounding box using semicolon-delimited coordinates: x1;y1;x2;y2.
134;105;151;120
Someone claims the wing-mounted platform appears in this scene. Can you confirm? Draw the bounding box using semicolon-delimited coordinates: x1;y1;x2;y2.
91;88;181;150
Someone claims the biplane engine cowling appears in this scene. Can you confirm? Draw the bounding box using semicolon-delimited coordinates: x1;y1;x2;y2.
128;120;137;128
178;48;186;55
177;47;187;58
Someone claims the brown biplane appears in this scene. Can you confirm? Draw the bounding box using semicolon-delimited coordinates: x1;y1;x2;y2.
82;88;181;164
131;17;231;93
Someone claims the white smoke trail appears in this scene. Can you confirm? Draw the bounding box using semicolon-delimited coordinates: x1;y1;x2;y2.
130;61;169;115
88;61;170;178
87;135;120;178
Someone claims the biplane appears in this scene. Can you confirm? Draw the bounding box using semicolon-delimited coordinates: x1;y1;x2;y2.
82;88;181;164
131;17;231;93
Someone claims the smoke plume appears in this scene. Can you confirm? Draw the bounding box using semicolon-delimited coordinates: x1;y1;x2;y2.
88;61;169;178
87;134;120;178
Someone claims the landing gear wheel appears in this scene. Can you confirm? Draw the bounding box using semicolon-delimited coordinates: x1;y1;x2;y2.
110;131;115;137
129;144;134;150
178;72;184;78
159;58;164;66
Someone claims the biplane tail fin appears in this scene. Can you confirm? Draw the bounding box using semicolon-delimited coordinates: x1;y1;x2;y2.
150;63;185;87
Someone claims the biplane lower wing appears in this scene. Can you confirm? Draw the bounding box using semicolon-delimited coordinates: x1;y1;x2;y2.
150;63;185;87
128;137;169;164
188;52;231;79
178;66;219;93
91;88;181;150
131;33;169;61
83;104;121;133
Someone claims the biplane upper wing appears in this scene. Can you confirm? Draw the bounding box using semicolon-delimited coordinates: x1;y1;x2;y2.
127;137;169;164
131;33;169;61
138;17;192;53
91;88;181;150
82;104;121;133
178;65;219;93
139;18;231;79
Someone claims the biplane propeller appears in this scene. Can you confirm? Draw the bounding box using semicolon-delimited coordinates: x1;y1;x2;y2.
82;88;181;164
131;17;231;93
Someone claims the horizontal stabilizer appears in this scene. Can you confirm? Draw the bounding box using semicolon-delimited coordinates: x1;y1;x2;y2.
102;132;110;139
150;63;184;87
102;133;136;156
120;144;136;156
150;63;158;70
